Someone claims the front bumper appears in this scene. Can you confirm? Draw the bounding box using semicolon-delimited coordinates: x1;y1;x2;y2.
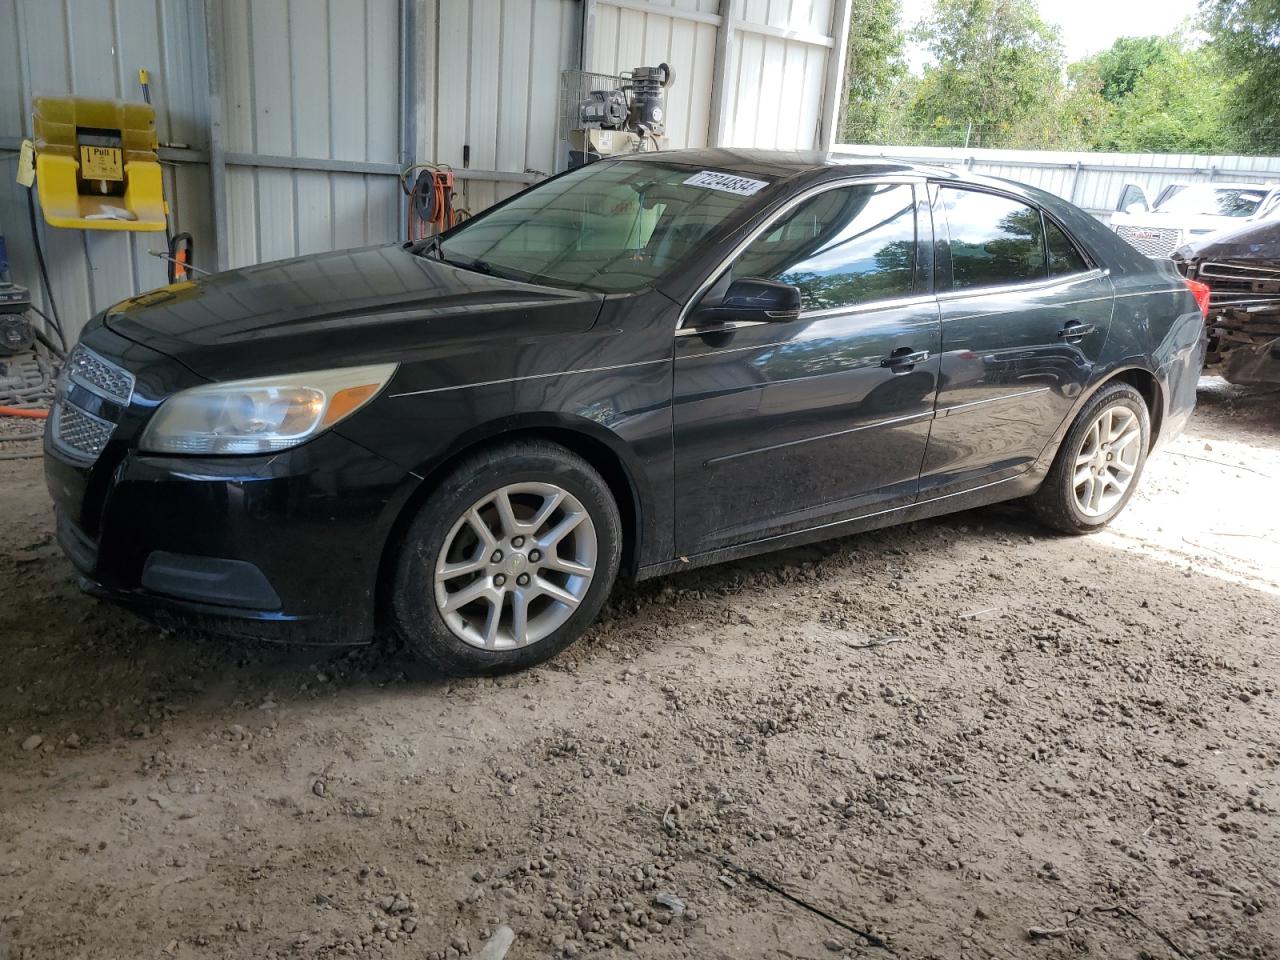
45;429;414;644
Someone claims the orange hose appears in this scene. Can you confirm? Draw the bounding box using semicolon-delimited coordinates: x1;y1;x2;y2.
0;406;49;420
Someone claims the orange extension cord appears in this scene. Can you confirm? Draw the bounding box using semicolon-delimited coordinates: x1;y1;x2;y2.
0;406;48;419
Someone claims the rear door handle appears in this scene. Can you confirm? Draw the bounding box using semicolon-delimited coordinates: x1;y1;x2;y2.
880;347;930;371
1057;321;1096;341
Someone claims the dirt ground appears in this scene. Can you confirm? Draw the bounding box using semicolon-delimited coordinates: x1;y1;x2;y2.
1;377;1278;960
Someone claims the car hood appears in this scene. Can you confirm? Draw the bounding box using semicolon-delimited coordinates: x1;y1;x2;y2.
103;244;605;381
1174;218;1280;262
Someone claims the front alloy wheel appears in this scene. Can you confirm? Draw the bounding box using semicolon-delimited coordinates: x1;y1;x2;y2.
434;482;597;650
391;440;621;675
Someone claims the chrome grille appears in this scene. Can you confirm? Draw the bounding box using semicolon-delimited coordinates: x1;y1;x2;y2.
1114;225;1181;258
1197;260;1280;311
51;401;116;460
67;344;135;405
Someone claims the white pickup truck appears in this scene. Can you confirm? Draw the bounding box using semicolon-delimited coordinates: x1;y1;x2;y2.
1110;181;1280;258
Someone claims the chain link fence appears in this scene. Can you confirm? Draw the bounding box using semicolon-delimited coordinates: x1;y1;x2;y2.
839;121;1280;157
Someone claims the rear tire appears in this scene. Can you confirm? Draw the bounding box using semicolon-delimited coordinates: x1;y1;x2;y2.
1030;381;1150;535
390;440;622;676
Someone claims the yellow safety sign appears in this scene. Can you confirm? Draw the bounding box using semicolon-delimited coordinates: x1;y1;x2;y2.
80;145;124;181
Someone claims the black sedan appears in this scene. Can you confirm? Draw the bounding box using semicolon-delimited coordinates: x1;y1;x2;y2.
45;149;1208;674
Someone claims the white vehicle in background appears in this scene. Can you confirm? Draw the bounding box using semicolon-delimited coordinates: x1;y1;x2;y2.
1110;181;1280;258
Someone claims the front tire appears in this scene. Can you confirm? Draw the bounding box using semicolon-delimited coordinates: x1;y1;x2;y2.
1030;381;1150;535
390;440;622;676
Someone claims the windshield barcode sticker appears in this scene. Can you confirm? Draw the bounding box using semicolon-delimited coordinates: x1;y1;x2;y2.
683;171;770;196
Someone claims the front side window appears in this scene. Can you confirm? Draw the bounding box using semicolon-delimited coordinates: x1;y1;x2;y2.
434;160;771;293
942;188;1046;290
728;183;917;312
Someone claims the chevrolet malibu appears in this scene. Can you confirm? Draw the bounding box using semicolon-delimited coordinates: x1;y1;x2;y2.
45;149;1208;675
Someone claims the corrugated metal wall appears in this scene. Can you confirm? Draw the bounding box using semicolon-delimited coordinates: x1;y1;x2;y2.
217;0;403;267
421;0;579;214
722;0;834;149
834;144;1280;225
1;0;853;345
584;0;843;154
0;0;212;341
586;0;719;150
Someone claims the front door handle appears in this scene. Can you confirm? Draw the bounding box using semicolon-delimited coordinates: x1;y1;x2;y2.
1057;321;1096;342
880;347;930;371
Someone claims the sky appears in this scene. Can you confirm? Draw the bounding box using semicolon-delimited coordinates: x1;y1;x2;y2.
898;0;1205;71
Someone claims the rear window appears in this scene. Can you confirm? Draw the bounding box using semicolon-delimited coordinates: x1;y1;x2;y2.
942;188;1046;289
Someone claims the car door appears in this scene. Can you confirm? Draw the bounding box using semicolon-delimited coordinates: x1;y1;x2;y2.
919;184;1114;498
672;180;942;556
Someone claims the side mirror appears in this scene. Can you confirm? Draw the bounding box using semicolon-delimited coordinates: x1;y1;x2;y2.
692;277;802;326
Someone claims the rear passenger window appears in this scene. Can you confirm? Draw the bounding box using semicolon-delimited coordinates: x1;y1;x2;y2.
942;188;1045;290
730;183;916;311
1045;216;1088;275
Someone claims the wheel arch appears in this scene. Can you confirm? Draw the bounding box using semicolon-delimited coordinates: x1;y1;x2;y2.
373;416;648;629
1032;363;1165;480
1107;366;1165;446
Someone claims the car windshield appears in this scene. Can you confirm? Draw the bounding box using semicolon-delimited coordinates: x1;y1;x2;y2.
430;160;773;293
1156;185;1268;218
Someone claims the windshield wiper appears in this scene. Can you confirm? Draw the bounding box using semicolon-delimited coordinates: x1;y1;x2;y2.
406;234;444;259
409;238;500;279
453;257;492;275
409;237;496;276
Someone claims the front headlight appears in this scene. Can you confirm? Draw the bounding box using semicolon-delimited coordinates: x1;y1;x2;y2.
139;363;397;455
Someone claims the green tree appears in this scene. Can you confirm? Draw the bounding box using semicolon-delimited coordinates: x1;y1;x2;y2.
1096;43;1239;152
906;0;1065;147
1047;61;1113;149
841;0;908;142
1200;0;1280;152
1085;36;1179;102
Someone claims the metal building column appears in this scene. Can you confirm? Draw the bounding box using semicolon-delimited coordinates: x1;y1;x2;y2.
708;0;738;146
819;0;854;151
398;0;418;229
580;0;598;72
203;0;230;272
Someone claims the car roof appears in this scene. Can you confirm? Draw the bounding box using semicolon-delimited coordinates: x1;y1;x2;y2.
627;147;954;183
626;147;1101;204
618;148;1160;283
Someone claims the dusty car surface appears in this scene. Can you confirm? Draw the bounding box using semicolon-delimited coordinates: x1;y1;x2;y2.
1111;181;1280;259
45;149;1208;675
1175;219;1280;385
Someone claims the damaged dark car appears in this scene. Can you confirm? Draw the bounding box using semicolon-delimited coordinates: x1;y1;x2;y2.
1174;219;1280;385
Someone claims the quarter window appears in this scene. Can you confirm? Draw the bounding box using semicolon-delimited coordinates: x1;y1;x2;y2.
1045;217;1088;276
942;188;1045;290
729;183;916;311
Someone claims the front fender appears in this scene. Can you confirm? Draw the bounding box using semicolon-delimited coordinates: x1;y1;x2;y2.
340;357;676;569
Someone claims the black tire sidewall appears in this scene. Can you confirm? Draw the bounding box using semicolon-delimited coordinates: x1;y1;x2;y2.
391;442;621;675
1042;383;1150;532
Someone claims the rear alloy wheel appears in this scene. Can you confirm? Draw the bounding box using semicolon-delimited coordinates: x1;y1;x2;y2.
391;440;621;675
1071;405;1142;518
1031;381;1150;535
